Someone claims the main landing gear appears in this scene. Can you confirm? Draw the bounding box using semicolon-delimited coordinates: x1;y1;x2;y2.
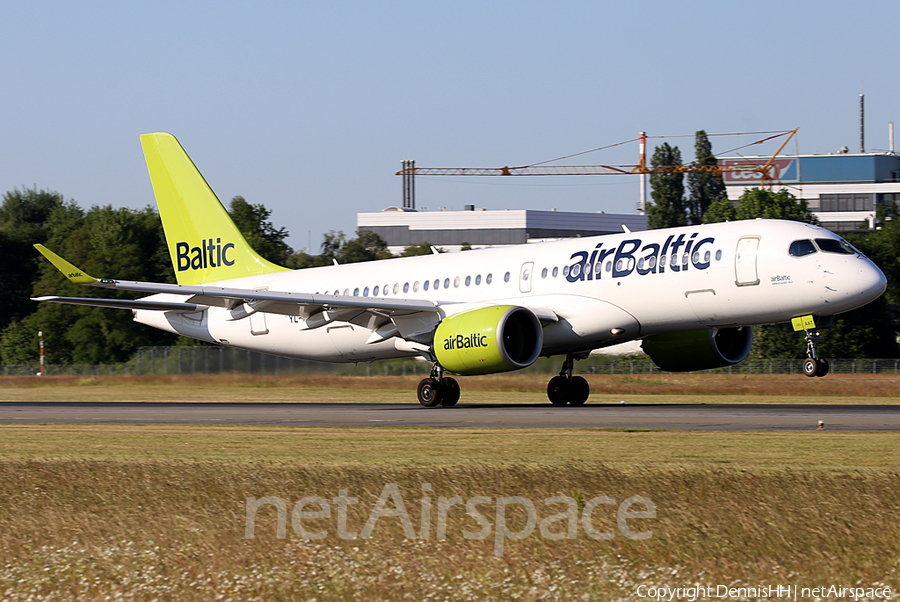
416;364;460;408
547;354;590;406
801;330;829;378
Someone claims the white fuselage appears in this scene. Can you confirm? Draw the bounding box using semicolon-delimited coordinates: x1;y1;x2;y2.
135;219;887;363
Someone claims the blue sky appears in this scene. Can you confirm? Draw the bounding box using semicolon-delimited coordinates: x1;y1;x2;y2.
3;1;898;251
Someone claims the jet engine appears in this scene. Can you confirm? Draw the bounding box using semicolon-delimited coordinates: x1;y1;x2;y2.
641;327;753;372
434;305;542;375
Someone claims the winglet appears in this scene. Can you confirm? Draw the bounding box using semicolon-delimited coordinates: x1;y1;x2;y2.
34;244;99;285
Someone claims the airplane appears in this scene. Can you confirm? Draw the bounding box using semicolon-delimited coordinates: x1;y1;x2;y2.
33;133;887;407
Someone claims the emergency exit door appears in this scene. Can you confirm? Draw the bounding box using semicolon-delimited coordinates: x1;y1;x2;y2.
735;236;760;286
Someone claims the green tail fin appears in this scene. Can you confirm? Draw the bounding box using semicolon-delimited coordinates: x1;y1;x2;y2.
140;132;287;285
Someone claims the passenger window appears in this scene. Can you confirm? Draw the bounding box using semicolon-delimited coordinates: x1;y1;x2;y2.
444;278;450;289
563;266;570;277
343;289;350;296
364;287;369;297
353;288;359;296
465;276;471;286
541;267;548;278
403;282;409;293
486;273;493;284
393;283;400;294
434;279;440;290
789;239;817;257
715;250;722;261
815;238;855;254
552;267;558;277
373;285;380;296
413;281;419;292
423;280;429;291
454;276;460;288
384;283;390;295
504;271;511;282
475;274;481;285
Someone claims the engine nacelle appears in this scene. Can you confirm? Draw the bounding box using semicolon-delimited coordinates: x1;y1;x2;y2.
434;305;542;375
641;327;753;372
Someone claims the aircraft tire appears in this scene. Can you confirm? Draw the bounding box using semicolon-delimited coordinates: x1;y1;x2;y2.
816;358;830;377
569;376;590;406
417;378;443;408
441;377;461;407
547;375;570;406
802;358;819;378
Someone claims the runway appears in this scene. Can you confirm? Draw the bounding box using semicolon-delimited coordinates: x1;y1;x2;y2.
1;401;899;430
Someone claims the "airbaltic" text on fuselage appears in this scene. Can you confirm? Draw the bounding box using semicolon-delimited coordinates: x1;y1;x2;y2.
566;232;716;282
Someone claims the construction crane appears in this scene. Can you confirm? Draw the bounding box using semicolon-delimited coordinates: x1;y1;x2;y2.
397;129;798;186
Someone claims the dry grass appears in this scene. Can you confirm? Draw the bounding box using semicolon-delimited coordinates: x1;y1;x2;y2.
1;459;898;601
1;425;899;472
3;372;900;403
0;426;899;599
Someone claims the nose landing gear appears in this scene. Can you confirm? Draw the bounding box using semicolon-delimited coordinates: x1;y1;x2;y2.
417;363;461;407
547;354;590;406
801;330;829;378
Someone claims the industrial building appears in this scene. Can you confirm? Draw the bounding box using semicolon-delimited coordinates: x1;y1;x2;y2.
357;206;648;254
721;152;900;232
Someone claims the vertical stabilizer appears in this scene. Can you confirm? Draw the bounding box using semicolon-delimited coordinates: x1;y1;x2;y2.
140;133;287;285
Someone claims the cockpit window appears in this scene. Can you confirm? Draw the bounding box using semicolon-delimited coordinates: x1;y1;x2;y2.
789;239;817;257
815;238;855;255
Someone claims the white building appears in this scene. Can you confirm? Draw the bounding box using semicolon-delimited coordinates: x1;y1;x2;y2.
357;206;648;254
721;153;900;232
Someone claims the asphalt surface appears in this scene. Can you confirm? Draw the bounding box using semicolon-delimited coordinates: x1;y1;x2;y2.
1;401;899;430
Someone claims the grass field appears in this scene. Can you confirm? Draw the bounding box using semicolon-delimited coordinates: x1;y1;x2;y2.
1;375;899;600
3;372;900;404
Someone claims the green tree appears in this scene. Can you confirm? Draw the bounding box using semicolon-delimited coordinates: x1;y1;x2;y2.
2;204;177;365
399;242;441;256
703;188;817;225
228;196;292;265
647;143;687;229
337;229;392;264
701;198;735;224
319;230;346;261
0;188;67;332
733;188;818;223
686;131;726;225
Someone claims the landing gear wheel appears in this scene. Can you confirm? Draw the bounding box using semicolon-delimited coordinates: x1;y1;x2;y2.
569;376;590;406
417;378;443;408
802;358;819;378
816;358;829;377
441;377;460;407
547;375;570;406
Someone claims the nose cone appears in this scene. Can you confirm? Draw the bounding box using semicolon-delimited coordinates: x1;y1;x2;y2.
857;257;888;305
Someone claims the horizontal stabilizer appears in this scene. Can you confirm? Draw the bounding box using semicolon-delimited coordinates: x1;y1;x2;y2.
32;296;203;312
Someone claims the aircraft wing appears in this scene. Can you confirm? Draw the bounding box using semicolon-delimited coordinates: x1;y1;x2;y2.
31;296;204;312
32;244;442;316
